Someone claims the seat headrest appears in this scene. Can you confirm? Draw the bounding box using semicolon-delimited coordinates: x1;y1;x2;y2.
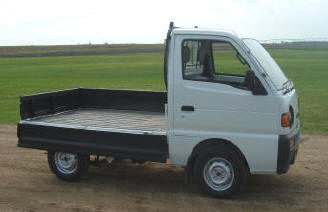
182;46;191;64
198;47;206;64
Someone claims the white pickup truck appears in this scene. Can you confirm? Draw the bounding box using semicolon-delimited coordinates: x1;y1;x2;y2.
17;22;300;197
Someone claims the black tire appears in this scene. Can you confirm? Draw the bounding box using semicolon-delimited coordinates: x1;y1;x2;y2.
48;151;89;181
194;145;247;198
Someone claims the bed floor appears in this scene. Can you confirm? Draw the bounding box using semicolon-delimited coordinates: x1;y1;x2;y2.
27;109;166;133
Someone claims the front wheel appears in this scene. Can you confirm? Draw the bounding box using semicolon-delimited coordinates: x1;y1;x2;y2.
194;146;247;198
48;151;89;181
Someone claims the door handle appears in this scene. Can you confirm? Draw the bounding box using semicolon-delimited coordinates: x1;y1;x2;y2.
181;105;194;112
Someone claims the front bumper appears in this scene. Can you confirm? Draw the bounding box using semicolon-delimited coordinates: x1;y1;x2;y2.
277;125;301;174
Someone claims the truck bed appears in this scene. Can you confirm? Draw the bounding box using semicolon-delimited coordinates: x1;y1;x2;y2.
17;88;168;162
23;108;166;134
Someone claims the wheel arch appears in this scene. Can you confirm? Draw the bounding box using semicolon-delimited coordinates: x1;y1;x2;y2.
185;138;250;182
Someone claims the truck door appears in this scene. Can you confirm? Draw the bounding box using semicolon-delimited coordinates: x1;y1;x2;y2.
168;35;278;171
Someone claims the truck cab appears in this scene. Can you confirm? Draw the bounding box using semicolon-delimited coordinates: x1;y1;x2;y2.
17;23;300;197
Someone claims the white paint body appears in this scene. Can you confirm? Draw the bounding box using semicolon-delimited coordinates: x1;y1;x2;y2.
166;29;300;174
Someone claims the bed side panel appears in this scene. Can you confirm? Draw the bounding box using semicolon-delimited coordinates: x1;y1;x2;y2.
20;89;81;120
20;88;167;120
17;123;168;163
80;88;167;113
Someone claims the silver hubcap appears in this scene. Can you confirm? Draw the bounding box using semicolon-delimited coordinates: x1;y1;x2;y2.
54;152;78;174
203;157;234;191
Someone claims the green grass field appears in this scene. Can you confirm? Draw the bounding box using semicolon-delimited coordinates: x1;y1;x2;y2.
0;44;163;57
0;48;327;133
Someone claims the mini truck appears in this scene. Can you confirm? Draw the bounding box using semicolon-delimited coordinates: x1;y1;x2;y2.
17;23;300;197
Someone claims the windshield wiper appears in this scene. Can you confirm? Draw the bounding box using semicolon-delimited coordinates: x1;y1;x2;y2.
282;79;291;86
282;80;294;94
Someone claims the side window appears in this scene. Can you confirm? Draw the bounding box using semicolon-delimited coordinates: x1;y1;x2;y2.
182;40;250;87
212;42;248;76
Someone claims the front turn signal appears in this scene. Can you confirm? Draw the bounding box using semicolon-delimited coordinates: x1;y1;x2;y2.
281;113;291;127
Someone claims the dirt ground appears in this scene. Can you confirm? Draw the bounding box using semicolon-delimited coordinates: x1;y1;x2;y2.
0;124;327;212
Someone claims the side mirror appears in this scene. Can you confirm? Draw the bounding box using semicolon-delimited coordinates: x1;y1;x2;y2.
244;70;267;95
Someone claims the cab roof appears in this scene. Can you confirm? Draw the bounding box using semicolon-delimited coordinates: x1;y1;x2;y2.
171;28;239;39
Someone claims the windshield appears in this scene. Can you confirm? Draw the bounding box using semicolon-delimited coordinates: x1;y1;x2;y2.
242;39;288;90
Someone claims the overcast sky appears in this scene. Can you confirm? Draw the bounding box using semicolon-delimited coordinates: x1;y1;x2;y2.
0;0;327;46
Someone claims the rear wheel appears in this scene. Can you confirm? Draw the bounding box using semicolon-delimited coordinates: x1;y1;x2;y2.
48;151;89;181
194;146;247;198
